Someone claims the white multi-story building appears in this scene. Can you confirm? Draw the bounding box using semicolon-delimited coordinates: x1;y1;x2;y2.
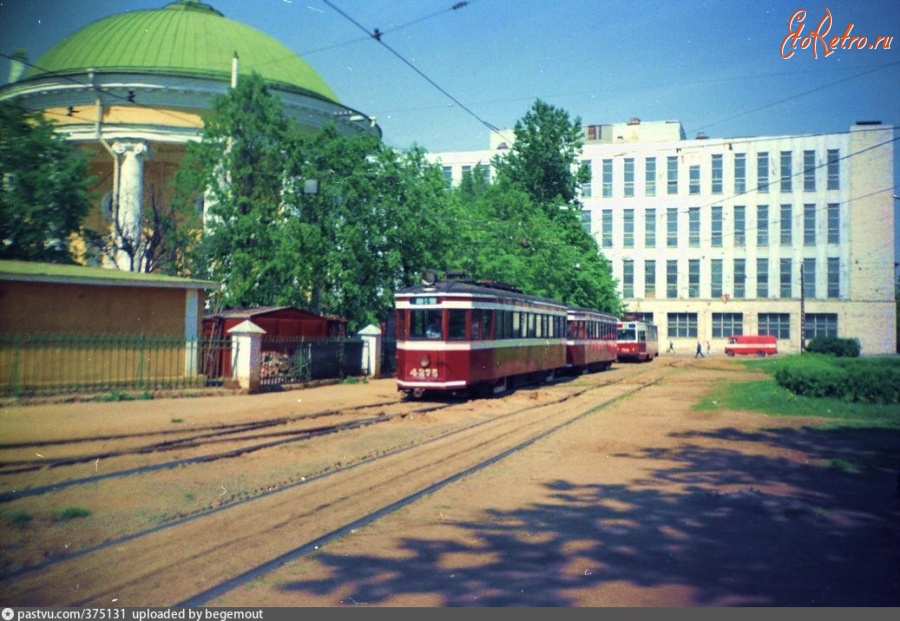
426;118;897;355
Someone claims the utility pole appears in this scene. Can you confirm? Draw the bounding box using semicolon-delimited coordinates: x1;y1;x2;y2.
799;270;805;354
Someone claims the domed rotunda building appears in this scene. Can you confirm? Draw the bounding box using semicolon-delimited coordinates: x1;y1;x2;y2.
0;0;381;270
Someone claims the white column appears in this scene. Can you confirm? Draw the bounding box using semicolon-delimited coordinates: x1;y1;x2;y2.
358;324;382;378
227;320;266;393
112;140;150;271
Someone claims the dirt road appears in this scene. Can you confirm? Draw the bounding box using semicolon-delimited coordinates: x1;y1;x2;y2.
1;356;898;607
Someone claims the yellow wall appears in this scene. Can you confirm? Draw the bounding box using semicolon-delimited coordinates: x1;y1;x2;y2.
0;281;192;335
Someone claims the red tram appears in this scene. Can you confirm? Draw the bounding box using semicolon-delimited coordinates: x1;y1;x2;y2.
566;307;618;372
395;271;613;399
616;320;659;362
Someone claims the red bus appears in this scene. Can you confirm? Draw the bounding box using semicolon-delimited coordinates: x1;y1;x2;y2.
616;320;659;362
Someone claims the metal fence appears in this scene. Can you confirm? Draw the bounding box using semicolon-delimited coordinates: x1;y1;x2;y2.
0;333;232;398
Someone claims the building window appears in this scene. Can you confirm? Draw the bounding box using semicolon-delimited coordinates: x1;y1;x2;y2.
630;312;654;324
711;206;723;247
602;159;613;197
780;258;792;298
805;313;838;339
780;151;792;193
734;153;746;194
711;153;723;194
803;150;816;192
667;208;678;247
802;258;816;298
713;313;743;338
689;259;700;298
668;312;698;338
757;258;769;298
624;158;635;197
759;312;790;339
442;166;453;187
580;160;592;197
666;259;678;298
757;205;769;246
689;207;700;247
581;209;591;235
478;163;491;184
601;209;613;247
827;257;840;298
711;258;723;297
645;208;656;248
623;209;634;248
645;259;656;298
827;203;840;243
667;156;678;195
757;152;769;193
689;165;700;195
803;203;816;246
461;164;471;178
734;205;745;246
780;204;792;245
827;149;840;190
622;259;634;298
734;258;746;299
645;157;657;197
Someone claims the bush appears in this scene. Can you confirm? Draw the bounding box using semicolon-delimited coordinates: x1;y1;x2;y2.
805;336;861;357
773;354;900;404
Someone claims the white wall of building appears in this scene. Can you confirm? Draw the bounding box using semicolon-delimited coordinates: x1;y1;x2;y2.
426;119;897;355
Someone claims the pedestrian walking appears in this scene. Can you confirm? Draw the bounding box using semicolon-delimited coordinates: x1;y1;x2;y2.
695;341;704;358
668;340;675;353
706;340;711;357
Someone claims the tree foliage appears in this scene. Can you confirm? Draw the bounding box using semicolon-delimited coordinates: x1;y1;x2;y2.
180;73;458;330
449;99;621;315
0;101;94;263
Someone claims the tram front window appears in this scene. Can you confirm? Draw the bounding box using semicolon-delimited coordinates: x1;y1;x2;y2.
410;309;443;339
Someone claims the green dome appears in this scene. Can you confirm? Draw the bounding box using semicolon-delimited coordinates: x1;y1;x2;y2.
22;0;339;103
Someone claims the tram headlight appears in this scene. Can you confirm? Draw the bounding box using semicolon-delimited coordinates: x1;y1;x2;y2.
419;355;431;368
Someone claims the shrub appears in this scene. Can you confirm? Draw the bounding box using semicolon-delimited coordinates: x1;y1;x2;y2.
55;507;91;521
805;336;861;357
773;354;900;404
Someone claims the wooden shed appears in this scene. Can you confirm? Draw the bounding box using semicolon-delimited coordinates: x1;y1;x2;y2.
202;306;347;341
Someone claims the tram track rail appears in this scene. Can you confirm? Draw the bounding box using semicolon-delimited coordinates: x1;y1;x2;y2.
1;361;679;606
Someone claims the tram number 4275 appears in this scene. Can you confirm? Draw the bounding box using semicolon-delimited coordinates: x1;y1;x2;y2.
409;368;439;379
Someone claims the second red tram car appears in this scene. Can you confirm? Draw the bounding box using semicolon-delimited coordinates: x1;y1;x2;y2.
566;307;618;372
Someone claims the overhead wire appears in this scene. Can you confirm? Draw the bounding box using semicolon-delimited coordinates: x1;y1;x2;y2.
320;0;502;137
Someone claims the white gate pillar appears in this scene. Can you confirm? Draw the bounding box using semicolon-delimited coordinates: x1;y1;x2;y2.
358;324;382;378
228;320;266;393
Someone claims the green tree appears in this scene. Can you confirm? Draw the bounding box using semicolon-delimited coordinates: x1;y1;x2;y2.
0;101;94;263
453;99;620;315
181;73;295;310
494;98;590;214
179;73;459;330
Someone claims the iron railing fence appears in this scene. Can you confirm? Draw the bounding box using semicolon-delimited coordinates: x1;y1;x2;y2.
0;333;232;398
380;338;397;378
259;336;364;387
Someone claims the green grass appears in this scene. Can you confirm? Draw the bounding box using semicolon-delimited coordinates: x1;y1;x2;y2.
696;357;900;429
54;506;91;521
9;509;34;528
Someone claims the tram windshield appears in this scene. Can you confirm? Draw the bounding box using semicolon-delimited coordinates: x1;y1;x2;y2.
409;309;443;339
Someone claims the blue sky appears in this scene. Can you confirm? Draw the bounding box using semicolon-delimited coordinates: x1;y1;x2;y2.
1;0;898;266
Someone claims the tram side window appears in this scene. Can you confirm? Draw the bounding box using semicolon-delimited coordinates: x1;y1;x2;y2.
496;310;511;339
527;313;537;338
470;308;492;340
410;309;443;339
448;309;467;340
